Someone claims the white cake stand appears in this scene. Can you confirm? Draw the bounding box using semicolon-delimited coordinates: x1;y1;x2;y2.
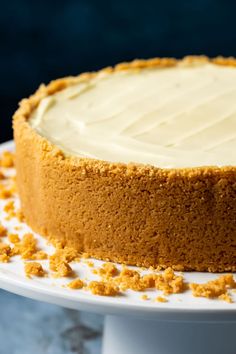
0;141;236;354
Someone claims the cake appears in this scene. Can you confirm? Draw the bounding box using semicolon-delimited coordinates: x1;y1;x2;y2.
13;56;236;272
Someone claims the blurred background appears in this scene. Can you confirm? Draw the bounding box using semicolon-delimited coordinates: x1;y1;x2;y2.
1;0;236;143
1;1;236;352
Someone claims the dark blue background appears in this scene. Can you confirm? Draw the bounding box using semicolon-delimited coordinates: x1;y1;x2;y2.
1;0;236;142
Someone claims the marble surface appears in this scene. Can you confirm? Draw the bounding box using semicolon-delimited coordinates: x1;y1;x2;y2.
0;289;103;354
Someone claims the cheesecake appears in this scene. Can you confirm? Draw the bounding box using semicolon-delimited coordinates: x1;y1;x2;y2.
13;56;236;271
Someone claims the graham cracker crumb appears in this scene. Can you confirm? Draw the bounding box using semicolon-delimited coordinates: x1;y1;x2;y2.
155;296;168;303
190;274;236;302
0;243;11;254
218;293;233;303
0;254;10;262
10;233;47;261
49;247;79;277
4;200;16;219
140;294;149;300
12;233;38;259
67;278;85;289
0;243;11;262
52;261;73;277
4;200;15;213
0;171;5;180
49;247;80;277
0;151;15;168
154;268;186;295
114;267;146;291
142;273;158;288
0;187;12;199
3;203;22;222
49;247;78;277
98;262;119;278
52;240;64;249
88;281;119;296
24;262;45;278
110;267;186;294
0;224;7;237
8;233;20;244
50;247;80;264
31;250;48;260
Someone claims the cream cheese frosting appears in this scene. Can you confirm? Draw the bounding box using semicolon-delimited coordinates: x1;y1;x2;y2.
30;62;236;168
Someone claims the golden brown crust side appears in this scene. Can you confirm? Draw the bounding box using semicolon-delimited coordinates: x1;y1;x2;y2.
13;56;236;271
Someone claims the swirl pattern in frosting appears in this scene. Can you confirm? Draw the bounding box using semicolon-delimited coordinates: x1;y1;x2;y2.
30;63;236;168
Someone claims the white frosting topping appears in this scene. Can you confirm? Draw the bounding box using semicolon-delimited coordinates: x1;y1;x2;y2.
30;63;236;168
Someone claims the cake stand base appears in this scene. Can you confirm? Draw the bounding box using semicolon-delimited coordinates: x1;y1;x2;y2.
103;315;236;354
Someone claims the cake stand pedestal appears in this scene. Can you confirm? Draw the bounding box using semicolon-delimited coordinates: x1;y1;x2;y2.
103;315;236;354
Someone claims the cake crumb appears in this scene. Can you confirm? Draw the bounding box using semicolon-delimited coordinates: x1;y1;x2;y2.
0;171;5;180
155;296;168;303
8;233;20;244
0;187;13;199
140;294;149;300
190;274;236;302
0;151;15;168
10;233;46;261
0;224;7;237
218;293;233;303
67;278;85;289
3;200;16;219
55;261;73;277
98;262;119;278
155;268;186;295
88;281;119;296
4;200;15;213
114;267;146;291
24;262;45;278
49;247;79;277
31;250;48;260
50;247;80;265
0;254;10;262
0;243;11;262
85;260;94;268
50;259;73;277
15;233;37;259
142;273;158;288
112;267;186;294
3;202;23;222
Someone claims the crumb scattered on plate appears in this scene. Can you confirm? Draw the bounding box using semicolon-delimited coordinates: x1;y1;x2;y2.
67;278;85;289
24;262;45;278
